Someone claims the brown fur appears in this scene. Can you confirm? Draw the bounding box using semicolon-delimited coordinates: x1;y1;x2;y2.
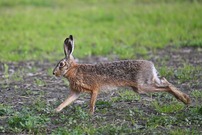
53;35;191;115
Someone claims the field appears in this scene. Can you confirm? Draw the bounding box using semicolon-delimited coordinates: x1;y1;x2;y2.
0;0;202;134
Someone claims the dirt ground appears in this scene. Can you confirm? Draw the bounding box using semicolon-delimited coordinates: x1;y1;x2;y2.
0;46;202;134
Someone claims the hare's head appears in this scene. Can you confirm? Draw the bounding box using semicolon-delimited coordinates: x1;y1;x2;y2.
53;35;75;77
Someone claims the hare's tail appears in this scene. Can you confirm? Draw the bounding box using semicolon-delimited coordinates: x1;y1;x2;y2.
161;78;191;105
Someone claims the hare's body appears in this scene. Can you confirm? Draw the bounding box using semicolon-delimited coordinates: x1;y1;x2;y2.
65;60;160;93
53;35;191;114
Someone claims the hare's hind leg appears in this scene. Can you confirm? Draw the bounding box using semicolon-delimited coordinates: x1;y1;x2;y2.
161;78;191;104
137;78;191;105
55;90;80;112
89;91;98;115
137;84;170;93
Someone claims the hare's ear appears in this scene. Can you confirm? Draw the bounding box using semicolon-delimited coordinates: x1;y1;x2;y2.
64;35;74;59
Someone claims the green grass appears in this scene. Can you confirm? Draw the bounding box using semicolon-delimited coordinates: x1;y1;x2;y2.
0;0;202;134
0;0;202;62
111;90;141;102
174;64;201;83
1;99;201;134
152;101;185;113
8;108;50;133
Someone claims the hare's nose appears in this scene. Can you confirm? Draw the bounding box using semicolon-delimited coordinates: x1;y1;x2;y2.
53;71;56;75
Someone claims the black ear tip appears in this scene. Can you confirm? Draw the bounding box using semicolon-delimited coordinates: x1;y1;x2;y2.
64;38;69;44
64;35;73;44
69;35;73;40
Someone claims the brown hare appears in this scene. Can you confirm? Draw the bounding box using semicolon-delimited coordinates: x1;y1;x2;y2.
53;35;191;115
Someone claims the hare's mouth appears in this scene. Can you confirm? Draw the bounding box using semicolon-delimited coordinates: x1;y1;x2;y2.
53;71;60;77
54;74;59;77
54;73;61;77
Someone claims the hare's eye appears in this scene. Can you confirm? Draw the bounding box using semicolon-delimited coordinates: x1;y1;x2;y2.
59;62;65;67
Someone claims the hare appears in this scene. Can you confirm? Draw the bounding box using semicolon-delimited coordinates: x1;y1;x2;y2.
53;35;191;115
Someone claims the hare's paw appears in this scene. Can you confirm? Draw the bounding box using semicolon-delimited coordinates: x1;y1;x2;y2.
54;107;62;113
183;94;191;105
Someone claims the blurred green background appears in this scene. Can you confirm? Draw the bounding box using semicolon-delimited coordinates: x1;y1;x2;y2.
0;0;201;62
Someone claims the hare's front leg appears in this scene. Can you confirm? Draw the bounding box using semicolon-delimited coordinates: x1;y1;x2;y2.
89;91;98;115
55;90;80;112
